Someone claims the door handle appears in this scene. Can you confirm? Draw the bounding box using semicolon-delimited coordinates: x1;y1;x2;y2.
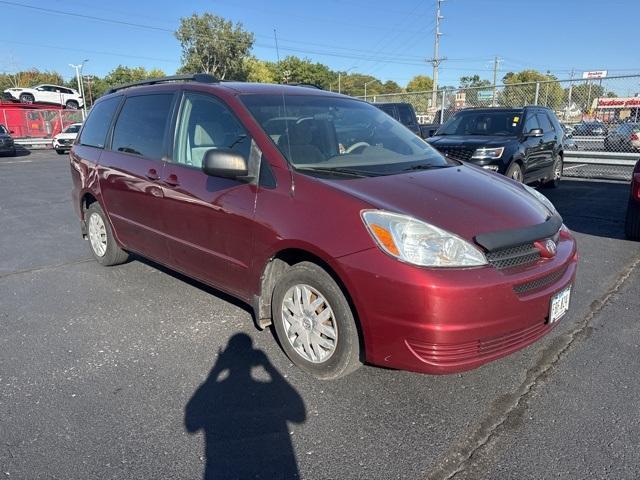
146;168;159;181
164;174;180;187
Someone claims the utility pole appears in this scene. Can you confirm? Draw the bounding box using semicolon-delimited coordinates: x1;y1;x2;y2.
69;60;88;117
491;56;501;107
565;68;574;120
427;0;446;109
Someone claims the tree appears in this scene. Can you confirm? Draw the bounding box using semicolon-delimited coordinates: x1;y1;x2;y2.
175;13;254;80
381;80;401;94
244;58;276;83
459;75;492;105
337;73;383;97
406;75;433;92
273;56;337;89
0;69;64;91
499;70;564;109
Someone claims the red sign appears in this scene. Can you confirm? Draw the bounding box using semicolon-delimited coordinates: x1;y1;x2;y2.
596;97;640;108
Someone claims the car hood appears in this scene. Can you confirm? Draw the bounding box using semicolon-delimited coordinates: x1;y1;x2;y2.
427;135;516;148
320;165;553;244
54;133;78;140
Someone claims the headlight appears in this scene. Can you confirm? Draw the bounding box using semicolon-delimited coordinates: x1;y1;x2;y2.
361;210;487;268
523;184;558;215
471;147;504;160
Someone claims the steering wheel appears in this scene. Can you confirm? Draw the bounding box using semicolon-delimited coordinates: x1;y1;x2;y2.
345;141;370;154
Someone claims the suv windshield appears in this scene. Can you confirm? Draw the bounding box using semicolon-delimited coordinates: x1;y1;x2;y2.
437;110;524;136
64;124;81;134
241;94;449;177
0;125;7;134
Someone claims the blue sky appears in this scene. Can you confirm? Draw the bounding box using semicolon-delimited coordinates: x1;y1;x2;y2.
1;0;639;87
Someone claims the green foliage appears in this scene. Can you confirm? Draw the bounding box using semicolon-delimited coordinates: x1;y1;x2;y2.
245;57;276;83
499;70;564;108
459;75;493;105
273;56;337;88
0;69;64;91
175;13;254;80
406;75;433;92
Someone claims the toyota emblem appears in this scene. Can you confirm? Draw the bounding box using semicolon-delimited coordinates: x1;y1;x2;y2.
545;239;557;256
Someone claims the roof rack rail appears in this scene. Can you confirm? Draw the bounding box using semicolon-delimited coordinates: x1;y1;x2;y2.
286;82;323;90
106;73;218;94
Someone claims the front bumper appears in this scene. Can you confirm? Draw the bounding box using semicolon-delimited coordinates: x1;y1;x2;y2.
337;234;578;374
53;140;72;150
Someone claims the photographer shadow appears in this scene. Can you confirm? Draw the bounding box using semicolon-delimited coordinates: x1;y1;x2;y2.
185;333;306;480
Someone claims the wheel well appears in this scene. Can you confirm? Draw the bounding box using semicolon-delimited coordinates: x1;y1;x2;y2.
256;249;362;341
81;193;98;217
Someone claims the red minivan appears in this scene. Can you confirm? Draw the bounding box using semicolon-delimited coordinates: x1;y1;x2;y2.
69;75;578;379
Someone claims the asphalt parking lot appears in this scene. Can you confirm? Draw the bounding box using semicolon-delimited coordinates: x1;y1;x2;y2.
1;150;640;480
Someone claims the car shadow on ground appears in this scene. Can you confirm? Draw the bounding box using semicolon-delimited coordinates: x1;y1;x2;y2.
12;145;31;157
184;333;306;480
543;179;631;239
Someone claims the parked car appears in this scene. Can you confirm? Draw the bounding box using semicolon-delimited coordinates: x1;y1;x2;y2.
427;107;565;187
625;159;640;240
373;102;430;138
572;121;608;136
3;84;83;109
70;75;578;379
53;122;82;154
0;124;16;156
604;122;640;152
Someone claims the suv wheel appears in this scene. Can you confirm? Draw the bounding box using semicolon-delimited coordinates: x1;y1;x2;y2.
65;100;79;109
19;93;34;103
86;203;129;266
544;155;563;189
625;199;640;240
271;262;361;380
506;162;523;183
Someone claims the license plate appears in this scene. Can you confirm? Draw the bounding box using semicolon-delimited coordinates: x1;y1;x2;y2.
549;286;571;324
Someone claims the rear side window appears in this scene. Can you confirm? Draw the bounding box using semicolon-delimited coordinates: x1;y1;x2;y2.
111;94;174;160
523;113;540;133
398;105;415;125
377;105;396;118
78;96;121;148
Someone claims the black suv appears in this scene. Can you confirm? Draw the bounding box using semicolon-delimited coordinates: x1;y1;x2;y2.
427;107;565;187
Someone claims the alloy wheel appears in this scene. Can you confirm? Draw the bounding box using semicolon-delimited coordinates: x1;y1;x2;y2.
88;213;108;257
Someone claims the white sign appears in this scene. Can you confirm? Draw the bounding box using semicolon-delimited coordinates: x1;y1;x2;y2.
582;70;608;79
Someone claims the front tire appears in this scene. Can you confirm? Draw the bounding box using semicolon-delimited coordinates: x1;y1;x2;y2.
65;100;79;109
55;149;66;155
85;203;129;266
271;262;361;380
506;162;524;183
625;199;640;240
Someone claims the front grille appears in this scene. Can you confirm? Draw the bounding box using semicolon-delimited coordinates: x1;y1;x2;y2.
486;243;541;269
434;145;476;162
513;266;567;295
406;321;549;367
58;139;71;145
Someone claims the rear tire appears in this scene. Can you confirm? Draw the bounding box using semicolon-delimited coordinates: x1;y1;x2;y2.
271;262;361;380
505;162;523;183
19;93;34;103
625;199;640;240
544;155;563;189
85;203;129;266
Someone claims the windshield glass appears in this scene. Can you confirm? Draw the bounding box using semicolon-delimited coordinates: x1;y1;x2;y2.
241;94;449;177
437;110;524;136
0;125;7;134
64;124;81;134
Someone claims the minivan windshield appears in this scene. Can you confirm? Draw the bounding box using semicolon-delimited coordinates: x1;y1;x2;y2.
0;125;7;134
241;94;450;178
436;110;524;137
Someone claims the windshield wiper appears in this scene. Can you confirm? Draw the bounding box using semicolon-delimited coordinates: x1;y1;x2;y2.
295;166;369;178
402;163;451;172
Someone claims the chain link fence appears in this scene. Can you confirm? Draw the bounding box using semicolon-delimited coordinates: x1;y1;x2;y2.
362;74;640;180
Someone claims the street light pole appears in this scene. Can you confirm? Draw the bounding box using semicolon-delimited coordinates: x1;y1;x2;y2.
69;59;88;117
364;80;375;101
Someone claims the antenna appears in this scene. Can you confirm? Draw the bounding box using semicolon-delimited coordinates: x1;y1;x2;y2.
273;28;281;64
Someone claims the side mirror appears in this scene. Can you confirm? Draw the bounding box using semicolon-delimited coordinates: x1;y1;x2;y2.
202;149;250;180
525;128;543;137
9;130;14;134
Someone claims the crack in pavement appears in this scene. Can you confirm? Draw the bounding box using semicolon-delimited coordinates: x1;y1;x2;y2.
0;258;93;280
426;254;640;480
